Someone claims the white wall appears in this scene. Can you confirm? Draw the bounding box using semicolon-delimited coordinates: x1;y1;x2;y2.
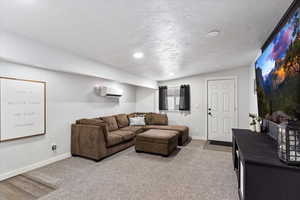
249;51;261;115
135;87;158;112
0;31;157;89
0;61;137;180
136;67;250;140
249;62;258;114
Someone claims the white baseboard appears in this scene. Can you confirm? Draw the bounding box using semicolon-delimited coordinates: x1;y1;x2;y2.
192;136;205;140
0;152;71;181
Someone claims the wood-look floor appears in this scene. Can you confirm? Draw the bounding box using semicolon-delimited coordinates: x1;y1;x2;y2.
0;175;56;200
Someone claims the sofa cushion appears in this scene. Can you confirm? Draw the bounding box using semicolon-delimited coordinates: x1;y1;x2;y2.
111;130;135;141
120;126;145;134
106;133;123;147
76;118;105;126
127;112;146;118
146;125;188;132
101;116;119;131
136;129;178;144
147;113;168;125
115;114;129;128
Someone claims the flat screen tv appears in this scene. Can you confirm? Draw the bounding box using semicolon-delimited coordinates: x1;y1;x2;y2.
255;1;300;133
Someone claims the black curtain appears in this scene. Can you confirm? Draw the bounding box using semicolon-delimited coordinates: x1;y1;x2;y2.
179;85;190;111
159;86;168;110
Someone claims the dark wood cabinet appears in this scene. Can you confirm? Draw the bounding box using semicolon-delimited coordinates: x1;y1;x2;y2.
232;129;300;200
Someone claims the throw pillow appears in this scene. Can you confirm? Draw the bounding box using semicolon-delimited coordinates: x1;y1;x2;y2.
129;116;146;126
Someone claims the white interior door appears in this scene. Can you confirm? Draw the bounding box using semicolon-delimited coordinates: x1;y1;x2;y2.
207;79;237;142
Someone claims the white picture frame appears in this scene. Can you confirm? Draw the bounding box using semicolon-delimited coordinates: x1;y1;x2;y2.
0;77;46;142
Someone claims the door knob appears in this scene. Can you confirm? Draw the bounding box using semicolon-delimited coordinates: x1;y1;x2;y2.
208;108;211;111
208;112;212;116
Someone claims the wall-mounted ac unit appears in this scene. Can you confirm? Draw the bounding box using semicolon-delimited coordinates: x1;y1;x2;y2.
99;86;123;97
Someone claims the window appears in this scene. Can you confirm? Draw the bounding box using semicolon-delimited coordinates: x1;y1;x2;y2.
167;87;180;111
159;84;190;111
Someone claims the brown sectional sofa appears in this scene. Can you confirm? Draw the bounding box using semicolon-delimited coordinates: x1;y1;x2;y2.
71;113;189;161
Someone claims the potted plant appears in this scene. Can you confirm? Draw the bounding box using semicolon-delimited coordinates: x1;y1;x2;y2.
249;113;262;133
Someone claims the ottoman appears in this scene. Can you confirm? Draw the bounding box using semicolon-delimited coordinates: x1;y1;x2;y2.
145;125;189;146
135;129;178;156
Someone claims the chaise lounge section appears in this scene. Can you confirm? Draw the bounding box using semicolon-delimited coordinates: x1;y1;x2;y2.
71;113;189;161
128;112;189;146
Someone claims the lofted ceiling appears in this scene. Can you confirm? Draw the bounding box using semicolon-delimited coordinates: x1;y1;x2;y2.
0;0;294;81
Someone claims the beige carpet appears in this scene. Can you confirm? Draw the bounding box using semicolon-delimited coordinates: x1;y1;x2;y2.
17;140;238;200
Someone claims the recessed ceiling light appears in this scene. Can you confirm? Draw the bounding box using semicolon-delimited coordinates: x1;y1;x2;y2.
21;0;36;4
206;30;220;38
133;52;144;59
169;73;175;76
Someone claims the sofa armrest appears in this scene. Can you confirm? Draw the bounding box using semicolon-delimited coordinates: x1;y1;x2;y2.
71;124;108;160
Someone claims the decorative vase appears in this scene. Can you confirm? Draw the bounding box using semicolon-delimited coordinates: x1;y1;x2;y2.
256;122;261;133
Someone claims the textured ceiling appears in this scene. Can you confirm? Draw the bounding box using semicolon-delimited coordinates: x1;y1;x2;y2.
0;0;293;81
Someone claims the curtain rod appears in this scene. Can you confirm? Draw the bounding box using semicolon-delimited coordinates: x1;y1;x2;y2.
159;84;189;88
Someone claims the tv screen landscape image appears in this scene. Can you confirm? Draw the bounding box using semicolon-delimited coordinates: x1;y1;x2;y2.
256;6;300;125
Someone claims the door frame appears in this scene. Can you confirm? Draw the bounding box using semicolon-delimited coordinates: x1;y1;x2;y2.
205;76;239;141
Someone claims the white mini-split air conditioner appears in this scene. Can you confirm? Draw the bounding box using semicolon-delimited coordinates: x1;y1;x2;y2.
98;86;123;97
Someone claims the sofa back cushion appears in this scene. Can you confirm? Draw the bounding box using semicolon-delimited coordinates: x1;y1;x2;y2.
127;112;146;118
147;113;168;125
115;114;129;128
101;116;119;131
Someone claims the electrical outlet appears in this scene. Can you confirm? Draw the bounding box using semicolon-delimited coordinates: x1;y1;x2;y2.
51;144;57;151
